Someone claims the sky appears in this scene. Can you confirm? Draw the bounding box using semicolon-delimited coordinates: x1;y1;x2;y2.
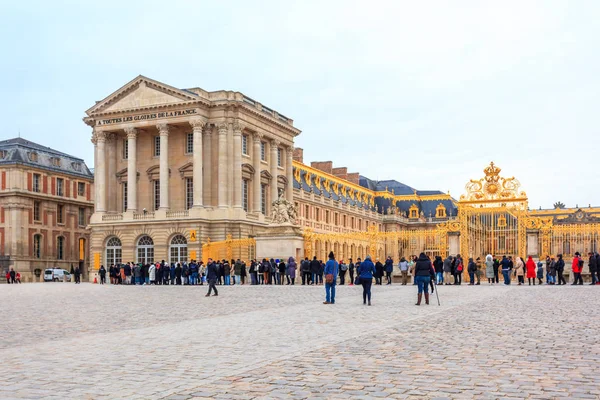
1;0;599;209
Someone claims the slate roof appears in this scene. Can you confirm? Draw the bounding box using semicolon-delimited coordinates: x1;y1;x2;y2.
0;138;93;179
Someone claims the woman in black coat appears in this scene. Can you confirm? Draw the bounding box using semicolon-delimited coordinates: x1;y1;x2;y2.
375;260;384;285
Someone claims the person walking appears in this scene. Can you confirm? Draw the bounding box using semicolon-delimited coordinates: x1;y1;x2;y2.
323;252;339;305
572;252;584;285
205;259;219;297
399;257;409;285
384;256;394;285
588;252;598;285
74;266;81;284
485;254;494;284
414;252;432;306
357;255;376;306
99;265;106;285
348;258;355;286
525;256;537;285
514;257;525;285
556;254;566;285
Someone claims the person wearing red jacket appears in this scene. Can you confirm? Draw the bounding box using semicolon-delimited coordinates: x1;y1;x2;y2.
526;256;537;285
572;252;584;285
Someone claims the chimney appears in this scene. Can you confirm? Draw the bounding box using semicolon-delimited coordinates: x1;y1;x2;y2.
293;147;303;163
310;161;333;174
332;167;348;180
347;173;360;185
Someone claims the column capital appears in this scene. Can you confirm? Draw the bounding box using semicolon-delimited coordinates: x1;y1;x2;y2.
157;122;169;136
93;131;107;144
202;124;213;136
124;126;138;139
253;131;264;143
233;121;244;136
270;138;280;148
286;145;294;156
217;122;228;135
189;117;208;130
105;132;117;143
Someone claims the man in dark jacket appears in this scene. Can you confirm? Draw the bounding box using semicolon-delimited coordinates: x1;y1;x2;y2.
588;252;597;285
500;255;511;285
384;256;394;285
493;256;500;283
374;259;384;285
556;254;566;285
310;257;320;285
205;259;219;297
301;258;311;285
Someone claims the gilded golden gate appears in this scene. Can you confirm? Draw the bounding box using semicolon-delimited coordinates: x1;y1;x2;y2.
201;235;256;263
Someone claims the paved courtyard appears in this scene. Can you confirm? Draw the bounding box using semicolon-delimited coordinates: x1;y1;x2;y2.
1;282;599;400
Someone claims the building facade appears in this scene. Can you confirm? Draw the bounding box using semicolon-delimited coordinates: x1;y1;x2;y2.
85;76;599;279
0;138;94;281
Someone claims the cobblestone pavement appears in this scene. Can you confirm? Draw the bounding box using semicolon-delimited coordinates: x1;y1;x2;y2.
2;282;599;399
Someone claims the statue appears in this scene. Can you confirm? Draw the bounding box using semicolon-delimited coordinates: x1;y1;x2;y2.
271;190;298;224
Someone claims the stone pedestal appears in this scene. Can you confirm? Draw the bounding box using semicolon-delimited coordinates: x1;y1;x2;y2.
255;224;304;261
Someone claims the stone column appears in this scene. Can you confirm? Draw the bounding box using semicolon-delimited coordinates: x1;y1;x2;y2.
252;132;263;213
106;133;117;212
270;139;279;211
227;121;234;206
232;122;243;209
157;123;169;210
190;117;207;208
286;145;294;203
124;126;137;212
94;131;107;213
203;124;212;207
217;123;228;208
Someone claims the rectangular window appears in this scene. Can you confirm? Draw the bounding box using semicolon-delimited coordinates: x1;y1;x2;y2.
78;207;85;226
154;136;160;157
34;201;41;221
315;207;320;222
56;178;64;196
277;148;282;167
186;133;193;154
261;184;267;214
77;182;85;196
343;215;347;227
123;139;128;159
154;180;160;211
185;178;193;210
242;179;249;212
305;205;309;219
326;210;330;224
57;236;64;260
334;212;339;226
122;182;128;211
57;204;64;224
32;174;41;192
260;142;266;161
351;217;355;229
242;135;248;155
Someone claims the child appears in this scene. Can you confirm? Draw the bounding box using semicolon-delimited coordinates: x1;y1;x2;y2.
536;261;544;285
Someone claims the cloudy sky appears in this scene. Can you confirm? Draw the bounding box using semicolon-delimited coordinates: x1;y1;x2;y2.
1;1;598;209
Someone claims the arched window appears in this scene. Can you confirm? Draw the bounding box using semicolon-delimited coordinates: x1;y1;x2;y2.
106;237;122;266
137;235;154;264
57;236;65;260
33;234;42;258
169;235;188;264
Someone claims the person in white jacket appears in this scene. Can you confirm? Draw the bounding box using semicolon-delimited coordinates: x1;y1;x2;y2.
148;263;156;285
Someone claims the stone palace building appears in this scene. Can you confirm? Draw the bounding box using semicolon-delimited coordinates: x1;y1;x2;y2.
74;75;599;278
0;138;94;281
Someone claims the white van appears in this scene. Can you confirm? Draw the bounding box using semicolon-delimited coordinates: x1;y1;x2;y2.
44;268;72;282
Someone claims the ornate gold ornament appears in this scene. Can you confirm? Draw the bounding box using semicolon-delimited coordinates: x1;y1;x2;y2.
460;162;527;207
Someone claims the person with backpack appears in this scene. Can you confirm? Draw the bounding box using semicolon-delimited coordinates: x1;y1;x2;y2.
301;257;311;285
310;256;320;285
442;256;452;285
454;255;463;285
339;260;348;285
572;252;584;285
399;257;410;285
323;252;339;305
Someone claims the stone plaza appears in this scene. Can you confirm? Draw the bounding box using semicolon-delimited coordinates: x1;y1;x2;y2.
2;283;599;399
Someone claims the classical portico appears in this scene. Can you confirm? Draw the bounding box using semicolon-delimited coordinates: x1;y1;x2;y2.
85;75;299;278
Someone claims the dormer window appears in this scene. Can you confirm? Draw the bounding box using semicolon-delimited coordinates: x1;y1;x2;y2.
409;204;419;219
51;157;61;167
0;150;6;160
71;162;81;172
436;203;447;218
28;152;38;162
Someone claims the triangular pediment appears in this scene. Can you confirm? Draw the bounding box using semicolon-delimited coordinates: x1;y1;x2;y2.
86;75;198;115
